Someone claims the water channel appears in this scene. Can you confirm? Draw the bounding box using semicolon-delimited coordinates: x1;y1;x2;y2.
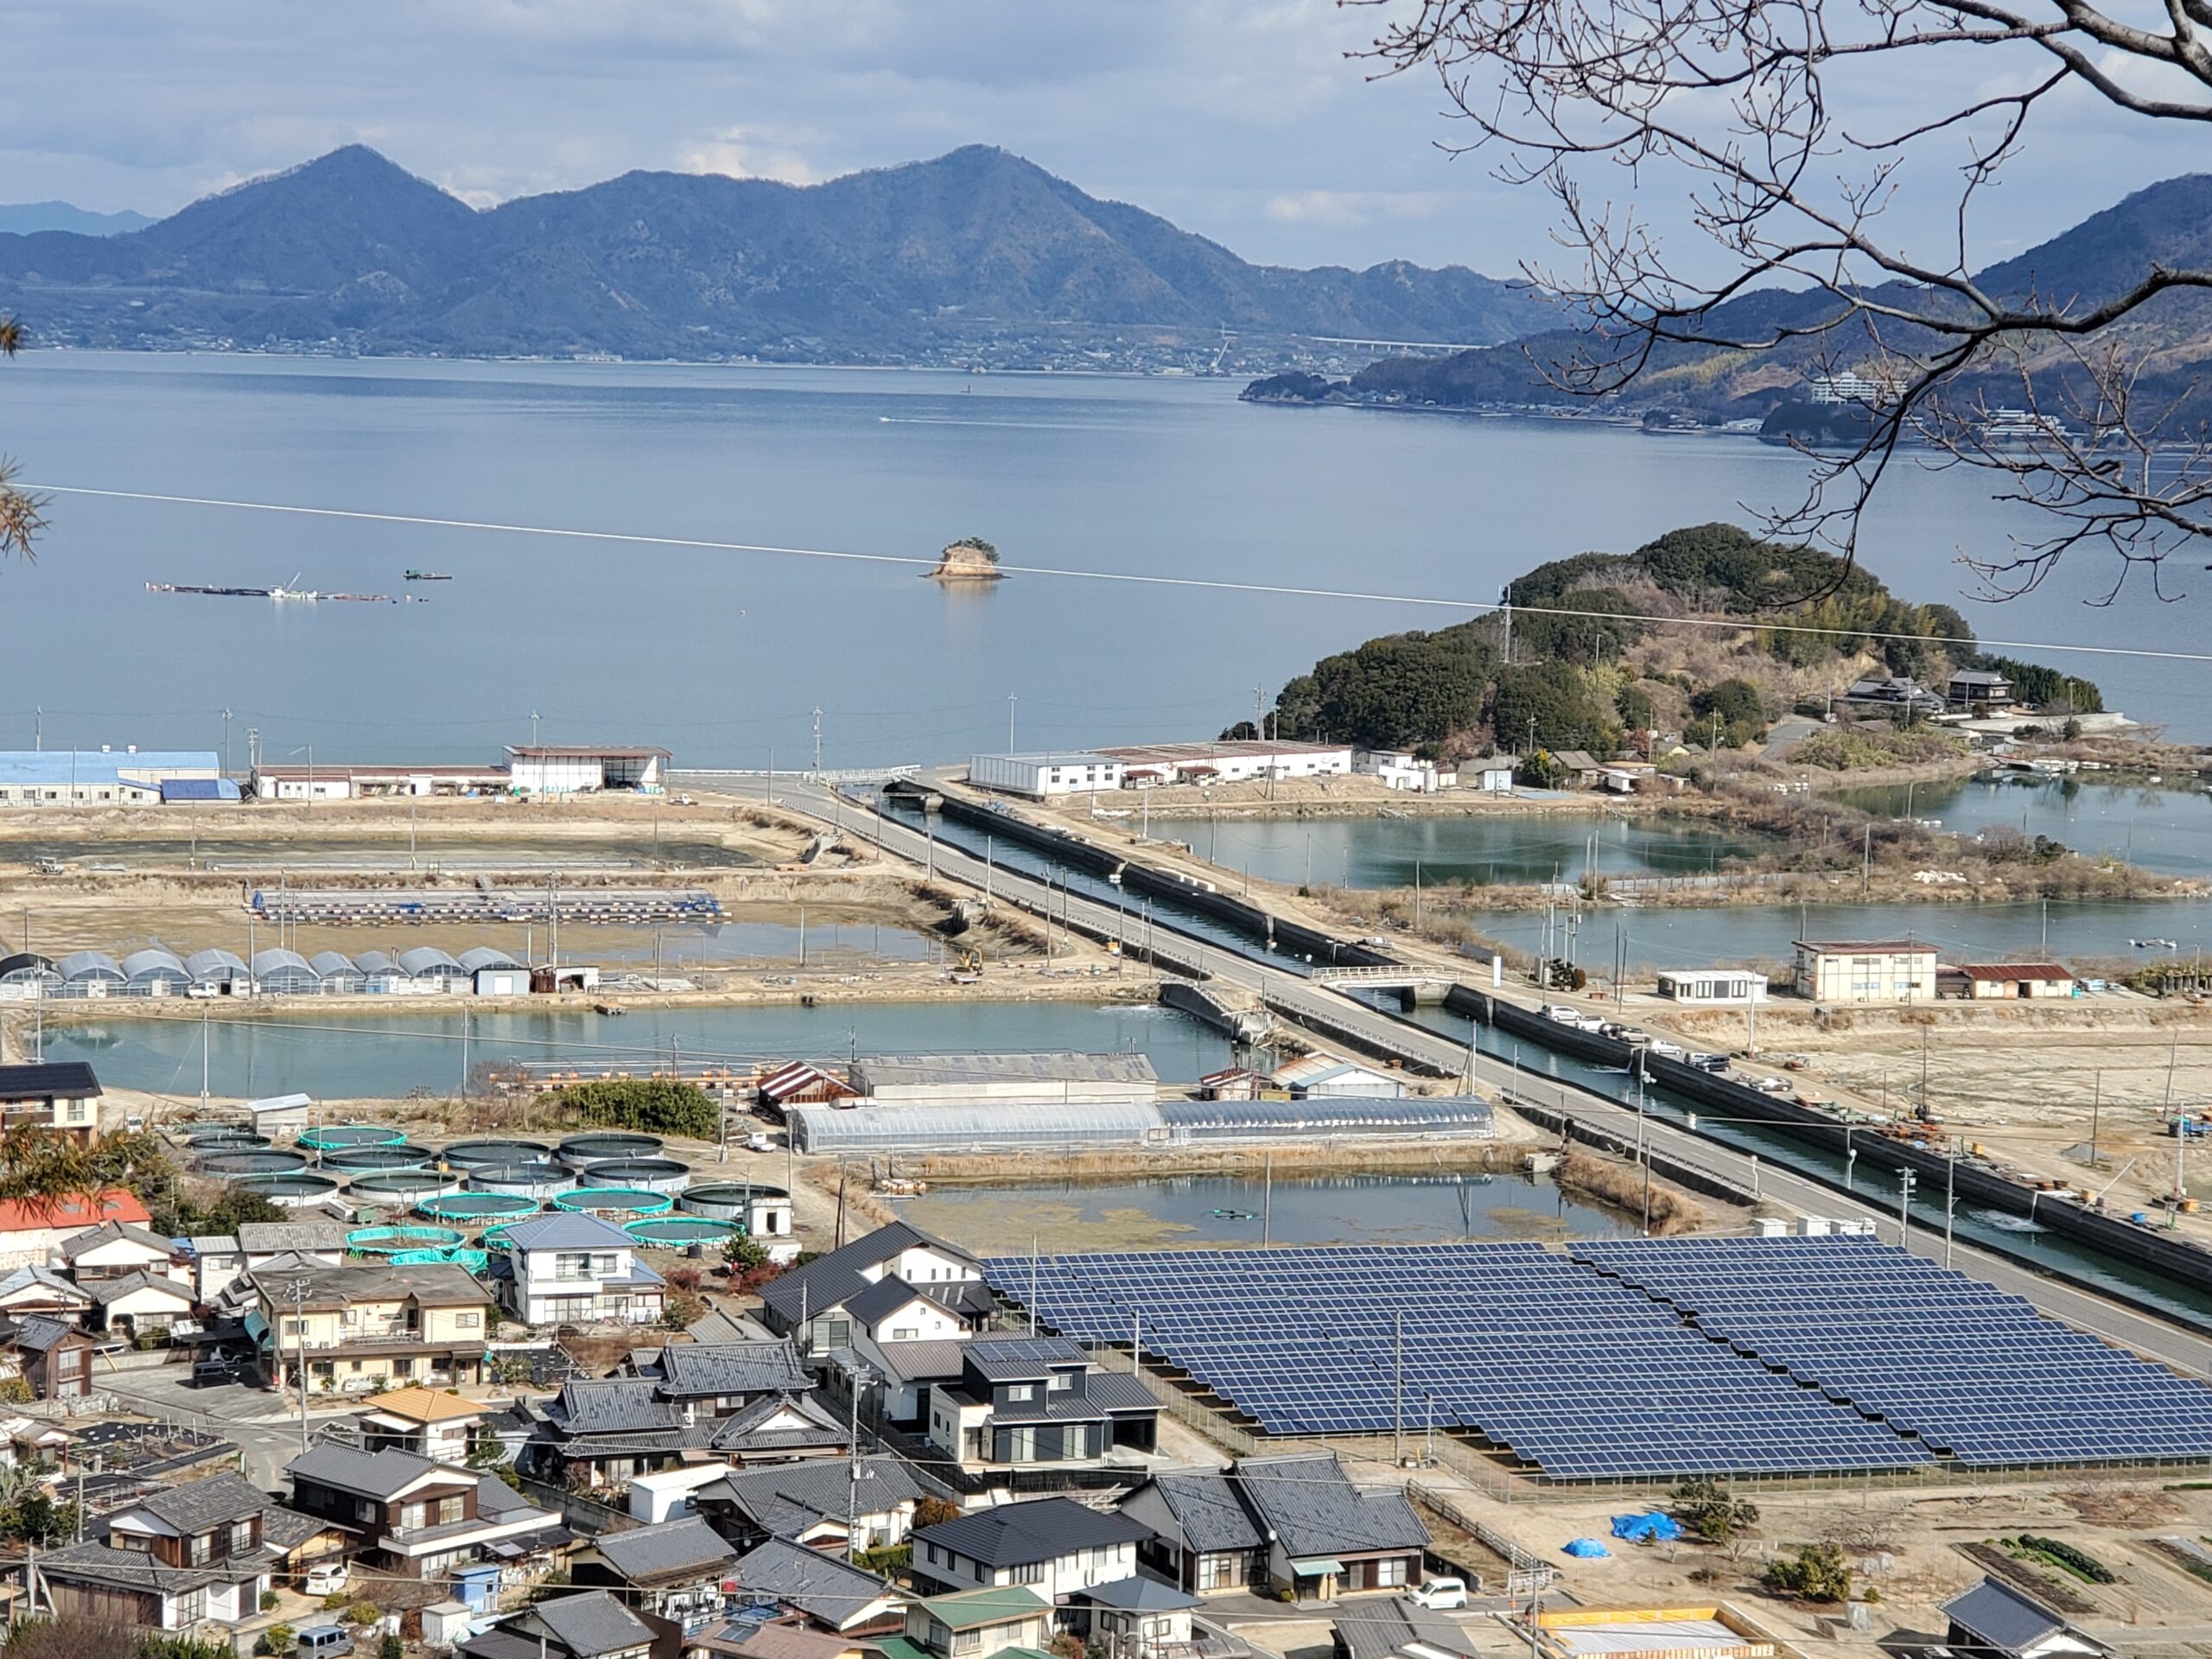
44;998;1233;1102
904;1169;1631;1253
1838;774;2212;877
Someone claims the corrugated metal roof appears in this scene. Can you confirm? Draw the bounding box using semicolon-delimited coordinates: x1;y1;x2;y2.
792;1101;1163;1154
161;778;241;802
0;750;219;786
855;1052;1157;1088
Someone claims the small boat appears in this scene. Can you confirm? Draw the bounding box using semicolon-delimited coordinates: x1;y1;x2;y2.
592;1001;626;1016
2132;938;2179;950
1210;1208;1256;1220
405;570;454;582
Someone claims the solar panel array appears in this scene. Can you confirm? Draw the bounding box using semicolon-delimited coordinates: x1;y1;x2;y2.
982;1241;1933;1479
1573;1234;2212;1466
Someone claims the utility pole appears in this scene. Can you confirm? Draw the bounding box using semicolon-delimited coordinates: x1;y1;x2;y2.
811;707;823;779
1862;823;1872;895
1943;1146;1956;1268
844;1364;874;1563
2091;1071;2101;1165
530;709;540;747
1007;695;1018;752
200;1005;211;1109
221;707;233;777
289;1278;313;1458
1895;1169;1915;1249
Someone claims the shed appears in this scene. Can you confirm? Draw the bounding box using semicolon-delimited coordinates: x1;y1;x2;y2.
460;947;525;976
756;1060;861;1112
1198;1068;1264;1101
160;778;242;803
476;968;531;997
248;1094;314;1141
1276;1058;1407;1100
423;1603;476;1648
1943;962;2078;1001
505;746;670;796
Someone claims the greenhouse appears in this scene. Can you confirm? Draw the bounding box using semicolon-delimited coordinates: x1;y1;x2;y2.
186;948;251;990
309;951;365;993
1158;1096;1498;1138
121;948;194;995
458;946;524;975
789;1101;1167;1154
354;950;410;993
397;946;469;988
57;951;126;995
0;953;60;997
251;948;321;994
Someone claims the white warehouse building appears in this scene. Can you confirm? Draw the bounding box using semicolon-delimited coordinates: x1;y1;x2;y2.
968;753;1126;799
504;745;669;795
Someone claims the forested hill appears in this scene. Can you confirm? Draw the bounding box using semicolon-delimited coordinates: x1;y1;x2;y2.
1237;524;2100;765
1242;173;2212;431
0;144;1554;360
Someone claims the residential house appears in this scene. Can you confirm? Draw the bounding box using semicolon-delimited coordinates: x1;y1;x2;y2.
500;1211;668;1326
524;1377;846;1492
35;1471;273;1630
574;1516;739;1626
236;1219;351;1272
84;1271;196;1339
1069;1579;1201;1659
1334;1599;1484;1659
1942;1577;2110;1659
691;1623;861;1659
757;1224;993;1358
183;1236;246;1303
909;1496;1149;1599
925;1336;1161;1472
0;1191;153;1271
1121;1455;1429;1600
640;1340;812;1415
462;1591;664;1659
691;1454;930;1555
1790;939;1939;1005
1843;675;1945;715
286;1442;562;1579
0;1062;102;1146
1946;669;2016;713
252;1260;492;1389
1272;1056;1408;1102
1235;1452;1430;1599
1354;751;1457;793
824;1335;967;1431
359;1383;490;1461
1942;962;2078;1001
900;1587;1054;1659
1120;1469;1267;1594
728;1536;907;1636
0;1263;95;1325
10;1313;99;1402
56;1220;182;1286
1545;751;1605;787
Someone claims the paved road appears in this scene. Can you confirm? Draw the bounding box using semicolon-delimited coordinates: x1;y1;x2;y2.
92;1366;357;1490
728;778;2212;1382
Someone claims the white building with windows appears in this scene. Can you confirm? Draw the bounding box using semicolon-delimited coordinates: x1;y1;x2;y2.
1656;969;1770;1006
504;746;669;795
1354;750;1458;792
1792;938;1939;1004
968;753;1126;799
499;1211;667;1325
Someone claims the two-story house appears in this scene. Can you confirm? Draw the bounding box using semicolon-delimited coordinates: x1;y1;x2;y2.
925;1336;1160;1471
183;1236;247;1304
35;1471;273;1629
7;1313;99;1401
0;1190;152;1272
908;1496;1149;1599
690;1454;930;1555
501;1212;667;1326
1120;1453;1429;1601
900;1587;1054;1659
236;1220;352;1273
573;1515;738;1627
524;1377;847;1492
0;1263;95;1325
0;1063;102;1147
641;1340;811;1415
359;1383;490;1461
286;1443;561;1579
56;1219;182;1286
253;1261;493;1389
756;1223;993;1357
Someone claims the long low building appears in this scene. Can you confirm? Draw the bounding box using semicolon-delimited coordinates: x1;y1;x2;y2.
967;740;1355;798
852;1052;1159;1108
790;1096;1497;1154
0;749;224;808
251;762;512;800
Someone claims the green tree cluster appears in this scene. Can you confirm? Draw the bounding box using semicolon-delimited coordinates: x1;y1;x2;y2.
1491;661;1621;755
1763;1541;1853;1601
1976;655;2104;714
1668;1477;1759;1543
151;1183;285;1241
555;1078;719;1138
1269;624;1496;749
1689;678;1769;747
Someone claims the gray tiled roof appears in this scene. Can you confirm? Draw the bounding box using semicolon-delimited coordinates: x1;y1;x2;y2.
1944;1578;2068;1655
912;1496;1147;1567
588;1516;735;1585
58;1220;173;1261
709;1455;926;1538
502;1212;639;1252
35;1538;274;1595
252;1259;489;1308
549;1378;681;1434
1076;1577;1199;1612
289;1443;455;1501
521;1591;657;1657
132;1471;268;1532
756;1222;976;1327
860;1338;968;1384
843;1275;935;1332
1333;1598;1481;1659
683;1308;775;1344
11;1313;81;1352
260;1506;338;1552
0;1264;92;1303
236;1220;351;1255
1134;1471;1263;1553
731;1536;902;1627
84;1270;194;1306
1234;1453;1428;1558
655;1340;810;1398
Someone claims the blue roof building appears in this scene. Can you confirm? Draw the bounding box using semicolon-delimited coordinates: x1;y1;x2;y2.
0;750;222;807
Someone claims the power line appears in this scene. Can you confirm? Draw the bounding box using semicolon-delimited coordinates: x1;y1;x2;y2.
35;482;2212;667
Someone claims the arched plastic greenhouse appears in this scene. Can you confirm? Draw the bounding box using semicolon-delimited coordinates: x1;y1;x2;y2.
186;948;251;991
355;950;410;993
397;946;468;989
309;951;365;994
458;946;524;976
0;953;60;997
121;948;194;995
57;951;126;996
251;948;321;995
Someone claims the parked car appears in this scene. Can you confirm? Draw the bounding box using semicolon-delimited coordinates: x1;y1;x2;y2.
189;1357;246;1389
745;1132;773;1153
1688;1052;1730;1072
297;1627;353;1659
1539;1004;1583;1025
1751;1076;1792;1094
1646;1039;1688;1060
1410;1577;1470;1610
303;1564;350;1597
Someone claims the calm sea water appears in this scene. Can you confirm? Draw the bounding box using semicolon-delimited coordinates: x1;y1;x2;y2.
1837;775;2212;875
6;354;2204;766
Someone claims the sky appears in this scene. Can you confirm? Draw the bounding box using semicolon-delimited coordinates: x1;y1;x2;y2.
3;0;2200;277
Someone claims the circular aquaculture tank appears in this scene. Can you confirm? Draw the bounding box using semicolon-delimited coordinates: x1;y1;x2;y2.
625;1216;740;1248
348;1224;467;1256
320;1144;436;1173
578;1157;691;1195
551;1185;673;1218
442;1139;552;1168
556;1132;663;1170
346;1170;464;1205
184;1126;268;1150
680;1182;791;1220
197;1147;309;1177
299;1124;405;1152
469;1161;575;1199
234;1172;342;1206
416;1192;540;1225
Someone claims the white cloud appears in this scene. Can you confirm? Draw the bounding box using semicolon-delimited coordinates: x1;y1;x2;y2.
679;128;823;186
1265;189;1440;228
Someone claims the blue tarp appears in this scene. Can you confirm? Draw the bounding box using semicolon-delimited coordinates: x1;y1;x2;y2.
1562;1538;1611;1558
1611;1513;1684;1542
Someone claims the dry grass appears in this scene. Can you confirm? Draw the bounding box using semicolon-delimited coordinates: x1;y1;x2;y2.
1558;1149;1705;1234
2056;1484;2185;1527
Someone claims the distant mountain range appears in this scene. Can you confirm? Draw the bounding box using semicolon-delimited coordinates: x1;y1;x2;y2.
0;146;1553;362
1245;174;2212;429
0;200;153;237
